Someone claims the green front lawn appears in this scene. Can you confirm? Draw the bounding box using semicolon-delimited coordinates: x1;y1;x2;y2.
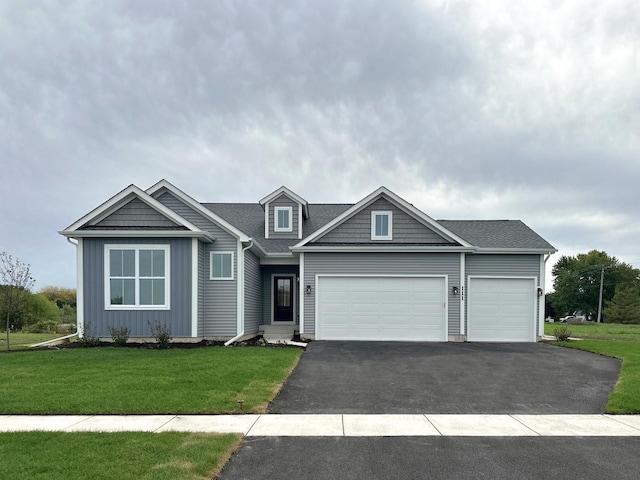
0;332;65;350
0;347;301;414
0;432;241;480
544;322;640;413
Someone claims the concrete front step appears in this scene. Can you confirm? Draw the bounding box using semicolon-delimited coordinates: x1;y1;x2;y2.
260;324;296;342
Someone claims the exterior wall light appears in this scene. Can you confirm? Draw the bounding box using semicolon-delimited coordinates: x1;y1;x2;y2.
452;286;460;296
306;285;312;295
537;287;544;297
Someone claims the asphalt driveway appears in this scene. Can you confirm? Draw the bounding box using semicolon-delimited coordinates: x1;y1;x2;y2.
268;341;621;414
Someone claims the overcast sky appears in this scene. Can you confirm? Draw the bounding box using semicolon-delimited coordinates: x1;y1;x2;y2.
1;0;638;290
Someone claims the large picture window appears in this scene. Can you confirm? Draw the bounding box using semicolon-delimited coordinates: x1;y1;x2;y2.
210;252;234;280
105;245;170;309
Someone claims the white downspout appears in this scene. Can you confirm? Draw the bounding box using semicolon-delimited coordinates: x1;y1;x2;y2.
225;238;254;346
538;253;552;337
67;237;83;339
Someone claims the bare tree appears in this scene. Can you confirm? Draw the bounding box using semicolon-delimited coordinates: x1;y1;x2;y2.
0;252;35;350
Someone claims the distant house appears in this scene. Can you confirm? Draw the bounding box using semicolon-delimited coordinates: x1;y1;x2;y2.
60;180;556;343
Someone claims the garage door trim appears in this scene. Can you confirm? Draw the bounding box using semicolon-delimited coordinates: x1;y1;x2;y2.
315;274;448;341
467;276;537;342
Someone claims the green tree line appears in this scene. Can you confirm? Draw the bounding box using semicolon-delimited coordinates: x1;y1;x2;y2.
0;286;76;333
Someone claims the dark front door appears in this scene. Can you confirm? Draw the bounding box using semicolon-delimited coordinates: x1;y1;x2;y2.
274;276;294;322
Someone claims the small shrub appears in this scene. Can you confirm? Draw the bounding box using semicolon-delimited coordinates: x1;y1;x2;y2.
553;325;572;342
108;326;130;347
78;321;100;347
149;321;172;349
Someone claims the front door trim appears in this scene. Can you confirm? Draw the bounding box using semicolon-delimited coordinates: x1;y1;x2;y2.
271;274;297;324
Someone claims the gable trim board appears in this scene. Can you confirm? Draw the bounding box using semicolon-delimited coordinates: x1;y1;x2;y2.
61;180;556;343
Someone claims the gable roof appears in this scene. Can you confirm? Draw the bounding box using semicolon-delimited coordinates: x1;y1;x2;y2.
59;184;215;242
259;186;309;219
292;186;473;249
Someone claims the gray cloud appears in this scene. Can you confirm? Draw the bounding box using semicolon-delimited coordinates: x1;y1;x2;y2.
1;0;639;287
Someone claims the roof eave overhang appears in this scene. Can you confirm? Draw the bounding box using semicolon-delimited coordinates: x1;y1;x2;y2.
59;230;216;243
473;247;558;255
290;245;477;253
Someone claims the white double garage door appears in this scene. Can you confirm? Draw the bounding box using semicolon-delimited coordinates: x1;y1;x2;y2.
316;276;536;342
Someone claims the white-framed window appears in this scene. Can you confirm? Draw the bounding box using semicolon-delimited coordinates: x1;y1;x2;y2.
105;245;170;309
274;206;293;232
371;211;393;240
210;251;234;280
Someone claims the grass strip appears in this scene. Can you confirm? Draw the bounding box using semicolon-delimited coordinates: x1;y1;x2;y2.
556;339;640;414
0;431;241;480
0;347;301;414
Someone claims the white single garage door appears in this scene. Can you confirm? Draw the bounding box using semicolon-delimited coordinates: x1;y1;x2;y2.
467;278;536;342
317;276;447;341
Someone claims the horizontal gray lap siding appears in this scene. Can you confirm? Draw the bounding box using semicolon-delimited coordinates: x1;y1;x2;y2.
464;254;542;334
83;238;191;338
156;191;238;337
304;253;460;336
317;198;455;244
243;250;262;334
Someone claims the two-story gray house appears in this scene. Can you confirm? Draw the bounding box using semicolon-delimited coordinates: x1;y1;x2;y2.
60;180;556;343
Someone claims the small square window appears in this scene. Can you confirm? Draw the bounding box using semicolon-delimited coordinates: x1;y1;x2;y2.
211;252;234;280
274;207;293;232
371;211;392;240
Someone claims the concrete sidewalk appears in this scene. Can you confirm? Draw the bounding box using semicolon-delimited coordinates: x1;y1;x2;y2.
2;414;640;436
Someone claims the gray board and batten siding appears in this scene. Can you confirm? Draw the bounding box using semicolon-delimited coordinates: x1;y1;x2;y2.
155;190;239;337
82;237;192;338
313;197;458;245
303;252;461;336
268;193;300;239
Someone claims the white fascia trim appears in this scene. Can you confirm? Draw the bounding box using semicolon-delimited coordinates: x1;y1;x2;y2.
146;180;251;241
460;252;466;335
473;248;558;254
59;230;215;242
293;186;472;248
290;246;476;253
259;186;309;218
191;238;199;337
299;252;305;334
64;184;202;233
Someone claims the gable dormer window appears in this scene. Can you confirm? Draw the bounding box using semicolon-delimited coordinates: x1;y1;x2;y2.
371;211;392;240
274;206;293;232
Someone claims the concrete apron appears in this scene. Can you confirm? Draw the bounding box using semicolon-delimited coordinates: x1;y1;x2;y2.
2;414;640;437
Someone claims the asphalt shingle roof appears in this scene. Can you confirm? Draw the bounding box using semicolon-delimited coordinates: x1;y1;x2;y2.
201;203;555;253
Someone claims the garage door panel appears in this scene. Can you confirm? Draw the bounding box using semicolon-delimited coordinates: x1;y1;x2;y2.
317;276;446;341
468;278;535;342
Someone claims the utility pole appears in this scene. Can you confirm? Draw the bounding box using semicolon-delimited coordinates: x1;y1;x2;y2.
597;266;605;323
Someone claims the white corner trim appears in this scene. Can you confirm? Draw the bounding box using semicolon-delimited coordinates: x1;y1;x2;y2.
76;238;84;339
298;204;303;240
191;238;199;337
460;252;466;335
236;240;243;337
299;252;305;334
538;254;545;337
264;201;270;239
